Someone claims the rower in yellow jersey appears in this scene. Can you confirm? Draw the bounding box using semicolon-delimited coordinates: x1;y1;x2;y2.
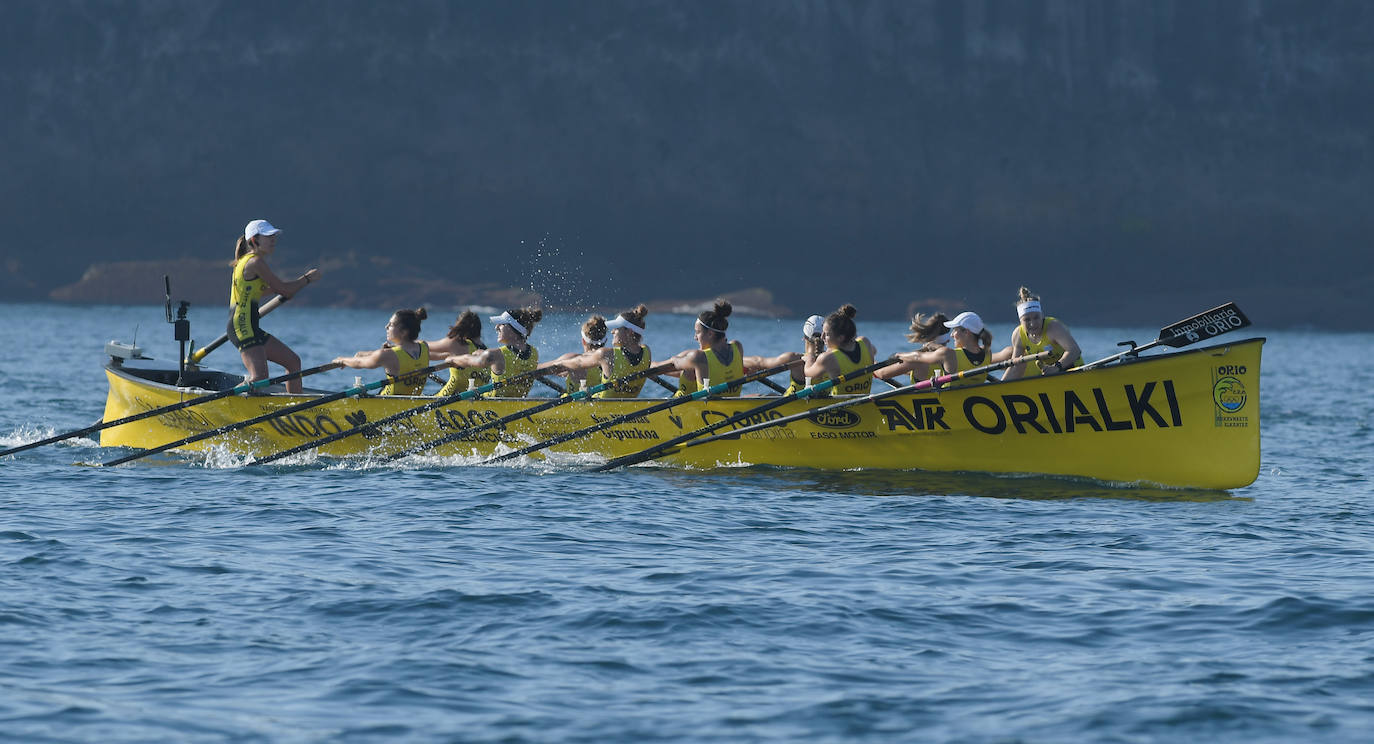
332;308;432;395
427;310;490;397
227;219;320;393
541;315;609;395
539;304;656;398
800;304;878;395
1001;286;1084;381
441;307;543;397
875;311;951;385
671;300;745;397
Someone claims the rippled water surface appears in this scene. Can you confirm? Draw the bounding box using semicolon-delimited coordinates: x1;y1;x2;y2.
2;303;1372;742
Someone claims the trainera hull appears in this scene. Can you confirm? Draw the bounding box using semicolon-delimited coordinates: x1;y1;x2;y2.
101;337;1264;488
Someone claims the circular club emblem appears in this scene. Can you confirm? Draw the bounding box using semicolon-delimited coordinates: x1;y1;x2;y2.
1212;376;1248;413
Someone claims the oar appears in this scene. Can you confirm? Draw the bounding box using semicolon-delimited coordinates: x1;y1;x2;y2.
591;356;903;472
0;362;342;459
536;376;567;395
97;361;452;467
597;351;1051;472
478;362;798;466
647;375;678;394
244;364;564;465
1078;302;1251;371
376;362;682;463
186;295;288;364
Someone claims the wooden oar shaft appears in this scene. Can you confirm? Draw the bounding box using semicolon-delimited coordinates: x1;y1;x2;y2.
381;362;679;463
246;366;552;466
98;361;450;466
592;357;900;472
661;351;1052;458
480;362;796;466
187;294;287;364
0;361;340;459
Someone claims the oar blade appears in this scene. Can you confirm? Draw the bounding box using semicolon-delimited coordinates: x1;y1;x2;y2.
1157;302;1250;348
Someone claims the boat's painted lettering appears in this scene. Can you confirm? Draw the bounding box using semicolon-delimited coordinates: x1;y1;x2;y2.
1093;389;1133;431
959;380;1184;435
1217;365;1247;375
1125;382;1168;429
809;409;861;429
1036;393;1063;433
964;397;1007;434
435;408;501;431
599;428;660;442
875;397;949;431
1002;394;1048;434
700;409;783;430
1063;390;1102;433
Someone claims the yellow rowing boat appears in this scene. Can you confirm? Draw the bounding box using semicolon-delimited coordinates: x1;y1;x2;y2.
100;337;1264;489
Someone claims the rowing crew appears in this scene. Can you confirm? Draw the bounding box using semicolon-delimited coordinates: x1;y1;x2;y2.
225;218;1082;397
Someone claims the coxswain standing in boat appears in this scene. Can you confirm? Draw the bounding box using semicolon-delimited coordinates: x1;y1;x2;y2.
441;307;543;397
331;308;431;395
228;219;320;393
540;304;655;398
671;300;744;397
427;310;490;397
874;312;950;384
1000;287;1083;381
800;304;877;396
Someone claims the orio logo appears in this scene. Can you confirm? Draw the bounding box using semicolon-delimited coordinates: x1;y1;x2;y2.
809;409;861;429
1212;376;1247;413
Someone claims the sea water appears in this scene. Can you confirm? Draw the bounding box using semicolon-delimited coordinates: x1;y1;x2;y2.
1;302;1371;743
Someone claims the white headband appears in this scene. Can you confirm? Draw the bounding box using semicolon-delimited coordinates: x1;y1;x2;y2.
605;315;646;336
696;319;726;335
489;311;527;337
1017;300;1042;318
581;331;607;347
933;332;951;346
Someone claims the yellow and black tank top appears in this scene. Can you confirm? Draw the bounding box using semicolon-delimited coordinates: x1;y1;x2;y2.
436;340;482;397
594;345;652;399
1012;317;1083;373
830;340;874;395
566;364;603;395
380;342;430;396
229;254;269;339
492;344;539;397
947;347;992;388
677;341;743;396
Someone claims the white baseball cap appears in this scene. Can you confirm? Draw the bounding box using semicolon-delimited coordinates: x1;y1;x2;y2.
244;219;281;241
944;311;985;335
802;314;826;338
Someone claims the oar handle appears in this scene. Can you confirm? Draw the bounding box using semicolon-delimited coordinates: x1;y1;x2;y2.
187;294;288;364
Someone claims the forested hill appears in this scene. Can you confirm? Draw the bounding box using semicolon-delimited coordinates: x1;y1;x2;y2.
3;1;1371;328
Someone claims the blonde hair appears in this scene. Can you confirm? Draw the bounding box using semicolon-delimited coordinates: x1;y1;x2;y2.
582;315;608;348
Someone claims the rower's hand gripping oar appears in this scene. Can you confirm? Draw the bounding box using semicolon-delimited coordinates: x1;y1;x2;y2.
599;351;1052;471
246;363;578;466
591;356;902;472
477;361;799;466
186;294;289;365
376;362;681;463
96;361;452;466
0;362;342;459
1078;302;1251;371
